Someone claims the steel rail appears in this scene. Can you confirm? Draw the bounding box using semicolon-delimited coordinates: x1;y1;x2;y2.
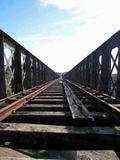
0;80;56;121
0;82;49;104
65;79;120;121
75;83;120;103
63;81;94;120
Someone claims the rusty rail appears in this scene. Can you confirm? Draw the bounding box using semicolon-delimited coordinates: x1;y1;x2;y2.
0;80;56;121
65;79;120;122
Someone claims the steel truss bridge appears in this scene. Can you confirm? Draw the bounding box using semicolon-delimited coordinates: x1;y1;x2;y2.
0;29;120;159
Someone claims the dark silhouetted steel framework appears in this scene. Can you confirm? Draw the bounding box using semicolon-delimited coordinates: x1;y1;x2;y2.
0;29;59;99
64;31;120;98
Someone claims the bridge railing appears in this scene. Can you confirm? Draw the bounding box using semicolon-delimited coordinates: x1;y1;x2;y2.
64;31;120;98
0;30;58;99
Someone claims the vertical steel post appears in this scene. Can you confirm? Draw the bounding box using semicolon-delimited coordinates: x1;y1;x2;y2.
37;61;41;85
35;60;38;85
91;53;99;89
0;33;6;98
45;67;48;82
37;60;42;85
81;64;84;85
79;65;81;83
47;69;50;81
23;54;32;89
78;65;81;84
84;61;87;86
74;69;78;83
42;65;46;82
40;64;43;83
116;47;120;98
40;62;44;83
32;57;37;87
89;54;94;88
86;57;90;87
101;46;111;93
12;45;23;94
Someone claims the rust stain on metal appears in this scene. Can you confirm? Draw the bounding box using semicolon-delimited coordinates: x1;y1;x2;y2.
0;80;56;121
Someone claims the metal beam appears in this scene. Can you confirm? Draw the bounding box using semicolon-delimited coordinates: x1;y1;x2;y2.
116;47;120;98
101;46;111;93
23;54;32;89
11;45;23;94
0;33;6;98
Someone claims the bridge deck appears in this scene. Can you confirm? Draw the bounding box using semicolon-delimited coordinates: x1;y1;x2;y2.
0;79;119;151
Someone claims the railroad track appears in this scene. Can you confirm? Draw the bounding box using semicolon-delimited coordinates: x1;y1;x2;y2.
0;78;120;151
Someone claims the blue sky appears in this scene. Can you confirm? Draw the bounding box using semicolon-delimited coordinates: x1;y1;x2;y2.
0;0;71;37
1;0;120;72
